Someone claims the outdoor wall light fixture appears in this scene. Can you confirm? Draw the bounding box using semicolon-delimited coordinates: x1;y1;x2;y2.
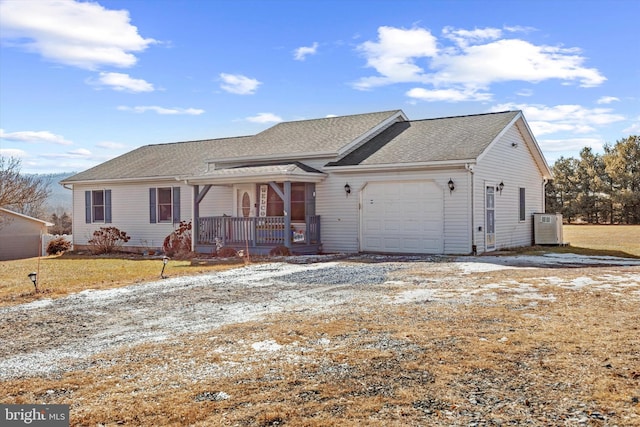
28;272;38;293
497;181;505;195
344;183;351;196
161;256;169;279
448;178;455;194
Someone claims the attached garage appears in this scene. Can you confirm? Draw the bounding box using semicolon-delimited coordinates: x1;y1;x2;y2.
360;181;444;254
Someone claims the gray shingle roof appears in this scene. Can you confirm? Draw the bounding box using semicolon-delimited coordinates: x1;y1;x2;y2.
61;136;255;183
61;110;401;183
327;111;520;166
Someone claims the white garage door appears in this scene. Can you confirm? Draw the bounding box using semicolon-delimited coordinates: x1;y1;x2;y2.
361;181;444;254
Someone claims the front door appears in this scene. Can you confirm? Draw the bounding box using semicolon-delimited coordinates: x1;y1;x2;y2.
486;186;496;251
235;184;256;217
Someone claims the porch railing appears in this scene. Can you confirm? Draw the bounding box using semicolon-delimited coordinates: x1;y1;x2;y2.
197;215;320;247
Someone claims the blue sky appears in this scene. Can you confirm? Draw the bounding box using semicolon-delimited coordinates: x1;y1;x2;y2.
1;0;638;174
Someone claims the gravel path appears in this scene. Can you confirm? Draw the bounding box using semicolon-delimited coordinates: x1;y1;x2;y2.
0;260;403;379
1;253;639;381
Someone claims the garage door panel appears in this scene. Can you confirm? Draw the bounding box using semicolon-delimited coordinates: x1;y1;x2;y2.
362;181;443;254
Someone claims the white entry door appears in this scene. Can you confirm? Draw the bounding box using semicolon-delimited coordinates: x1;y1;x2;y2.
235;184;256;218
361;181;444;254
485;186;496;251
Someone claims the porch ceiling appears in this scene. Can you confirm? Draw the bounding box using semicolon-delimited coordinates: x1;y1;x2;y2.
180;163;327;185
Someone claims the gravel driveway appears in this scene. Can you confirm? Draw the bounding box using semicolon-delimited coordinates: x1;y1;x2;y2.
2;253;639;381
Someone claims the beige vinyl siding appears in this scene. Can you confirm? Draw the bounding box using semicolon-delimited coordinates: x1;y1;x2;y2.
0;211;50;260
317;169;470;254
473;123;545;252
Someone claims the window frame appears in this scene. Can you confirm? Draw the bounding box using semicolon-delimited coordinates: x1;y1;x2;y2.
519;187;526;222
92;190;105;222
85;189;111;223
149;186;180;224
157;187;173;223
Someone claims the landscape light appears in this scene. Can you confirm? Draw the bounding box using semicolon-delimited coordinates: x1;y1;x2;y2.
28;272;38;293
161;256;169;279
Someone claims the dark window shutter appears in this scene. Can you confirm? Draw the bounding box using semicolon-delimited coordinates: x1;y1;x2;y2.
519;188;526;221
85;191;92;223
149;188;157;223
105;190;112;223
172;187;181;223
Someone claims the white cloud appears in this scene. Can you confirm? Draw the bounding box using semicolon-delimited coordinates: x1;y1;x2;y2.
42;148;92;159
432;39;605;88
354;26;438;90
442;26;502;47
91;72;154;92
406;87;492;102
596;96;620;104
294;42;319;61
219;73;261;95
117;106;204;115
491;103;625;135
246;113;283;123
622;121;640;135
353;25;606;94
0;0;155;70
0;148;28;158
0;129;73;145
538;137;605;154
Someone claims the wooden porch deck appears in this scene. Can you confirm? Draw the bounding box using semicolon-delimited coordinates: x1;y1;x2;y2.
195;215;321;255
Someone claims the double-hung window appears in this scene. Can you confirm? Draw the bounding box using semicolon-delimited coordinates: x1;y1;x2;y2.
149;187;181;224
85;189;111;223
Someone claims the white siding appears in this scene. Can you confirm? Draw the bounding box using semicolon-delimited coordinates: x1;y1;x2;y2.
317;168;471;254
198;185;233;216
71;181;193;251
473;123;545;253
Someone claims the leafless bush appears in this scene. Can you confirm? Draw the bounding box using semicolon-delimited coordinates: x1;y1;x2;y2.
88;227;131;254
46;237;72;255
163;221;192;257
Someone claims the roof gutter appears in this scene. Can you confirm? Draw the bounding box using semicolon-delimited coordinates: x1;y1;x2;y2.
204;151;336;166
324;159;474;173
59;175;184;186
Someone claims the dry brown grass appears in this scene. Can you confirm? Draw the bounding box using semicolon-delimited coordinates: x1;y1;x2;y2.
562;224;640;257
2;276;639;426
1;226;639;425
0;253;243;307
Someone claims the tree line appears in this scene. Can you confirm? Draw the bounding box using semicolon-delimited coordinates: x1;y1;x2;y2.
0;156;72;234
545;135;640;224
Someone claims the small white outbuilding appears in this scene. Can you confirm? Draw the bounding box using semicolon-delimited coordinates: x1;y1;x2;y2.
0;208;53;260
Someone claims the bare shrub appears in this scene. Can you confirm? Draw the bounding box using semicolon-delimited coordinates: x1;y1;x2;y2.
87;227;131;254
46;237;72;255
163;220;192;257
269;245;291;256
216;246;238;258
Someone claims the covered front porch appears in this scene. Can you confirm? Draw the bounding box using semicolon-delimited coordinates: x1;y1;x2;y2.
183;163;326;255
195;215;321;255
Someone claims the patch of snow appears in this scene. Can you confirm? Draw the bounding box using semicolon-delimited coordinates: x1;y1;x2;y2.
454;262;523;274
251;340;282;352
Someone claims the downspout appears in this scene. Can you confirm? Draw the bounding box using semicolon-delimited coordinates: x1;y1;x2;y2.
542;179;548;213
466;163;476;255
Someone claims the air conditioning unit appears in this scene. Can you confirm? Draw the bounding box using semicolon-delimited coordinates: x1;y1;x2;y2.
534;213;564;245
